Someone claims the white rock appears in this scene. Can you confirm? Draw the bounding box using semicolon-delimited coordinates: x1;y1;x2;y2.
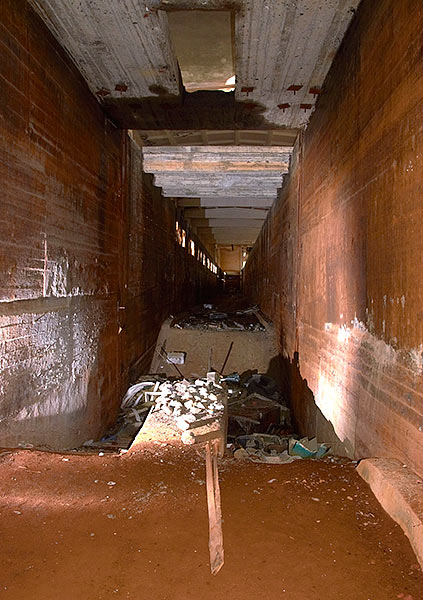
175;417;190;431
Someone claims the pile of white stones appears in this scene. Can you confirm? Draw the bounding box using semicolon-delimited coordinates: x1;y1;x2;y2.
154;376;225;431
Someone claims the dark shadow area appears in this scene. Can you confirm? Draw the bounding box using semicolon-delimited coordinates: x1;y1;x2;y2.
103;90;285;130
275;351;354;457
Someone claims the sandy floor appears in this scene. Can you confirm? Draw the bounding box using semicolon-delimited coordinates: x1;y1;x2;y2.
0;443;421;600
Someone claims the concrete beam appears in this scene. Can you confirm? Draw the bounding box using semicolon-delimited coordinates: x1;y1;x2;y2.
161;188;277;198
135;129;300;147
177;198;201;208
199;197;274;208
213;237;258;245
177;197;274;208
154;173;283;187
209;227;261;235
143;146;291;173
184;208;267;219
188;218;266;228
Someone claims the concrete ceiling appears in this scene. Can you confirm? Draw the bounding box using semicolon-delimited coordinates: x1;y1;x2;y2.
29;0;360;253
29;0;360;131
142;146;290;246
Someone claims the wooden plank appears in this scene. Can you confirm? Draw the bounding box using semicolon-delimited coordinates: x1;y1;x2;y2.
205;440;224;575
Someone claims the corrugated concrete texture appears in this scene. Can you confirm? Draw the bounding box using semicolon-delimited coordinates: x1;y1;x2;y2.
244;0;423;476
28;0;359;129
0;0;218;449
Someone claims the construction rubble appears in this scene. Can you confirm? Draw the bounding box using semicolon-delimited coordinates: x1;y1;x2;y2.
171;304;266;332
82;369;331;462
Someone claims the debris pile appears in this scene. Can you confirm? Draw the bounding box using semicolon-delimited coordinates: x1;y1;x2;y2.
232;433;330;464
171;304;265;332
225;372;290;436
82;369;331;461
121;374;226;439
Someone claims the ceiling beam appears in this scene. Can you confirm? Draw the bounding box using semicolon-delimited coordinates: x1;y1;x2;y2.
184;207;267;219
188;218;266;228
143;146;291;173
161;188;278;198
177;197;275;208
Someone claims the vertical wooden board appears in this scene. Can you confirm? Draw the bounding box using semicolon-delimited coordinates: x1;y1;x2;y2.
205;441;224;575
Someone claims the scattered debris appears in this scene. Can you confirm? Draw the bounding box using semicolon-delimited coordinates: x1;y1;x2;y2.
233;433;331;464
289;437;330;459
171;304;265;332
79;356;330;468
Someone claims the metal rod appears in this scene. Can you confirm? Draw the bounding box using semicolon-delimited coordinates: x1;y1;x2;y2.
156;345;184;378
219;341;234;375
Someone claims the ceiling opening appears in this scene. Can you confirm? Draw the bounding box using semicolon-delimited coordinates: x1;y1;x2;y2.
167;10;235;93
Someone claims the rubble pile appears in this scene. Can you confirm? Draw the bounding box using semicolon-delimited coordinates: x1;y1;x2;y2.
121;374;226;434
225;372;290;436
171;304;265;332
82;369;331;462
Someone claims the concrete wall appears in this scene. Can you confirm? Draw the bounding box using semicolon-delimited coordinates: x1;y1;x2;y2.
244;0;423;476
0;0;217;449
218;246;242;274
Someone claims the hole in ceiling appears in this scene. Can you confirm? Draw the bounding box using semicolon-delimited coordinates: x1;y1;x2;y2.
167;10;235;93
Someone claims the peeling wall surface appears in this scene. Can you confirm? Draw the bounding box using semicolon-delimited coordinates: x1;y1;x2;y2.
0;0;217;449
244;0;423;477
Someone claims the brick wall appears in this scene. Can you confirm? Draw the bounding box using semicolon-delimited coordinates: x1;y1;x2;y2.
244;0;423;476
0;0;217;449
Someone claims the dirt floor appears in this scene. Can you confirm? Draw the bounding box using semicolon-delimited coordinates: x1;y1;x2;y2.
0;442;422;600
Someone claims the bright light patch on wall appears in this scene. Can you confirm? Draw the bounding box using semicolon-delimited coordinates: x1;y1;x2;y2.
167;11;234;92
337;325;351;344
220;75;236;93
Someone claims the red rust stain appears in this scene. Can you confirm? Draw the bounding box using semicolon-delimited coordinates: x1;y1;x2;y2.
287;84;303;93
96;87;111;97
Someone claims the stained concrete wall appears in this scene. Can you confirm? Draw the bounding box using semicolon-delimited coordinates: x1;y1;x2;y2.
244;0;423;476
0;0;217;449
